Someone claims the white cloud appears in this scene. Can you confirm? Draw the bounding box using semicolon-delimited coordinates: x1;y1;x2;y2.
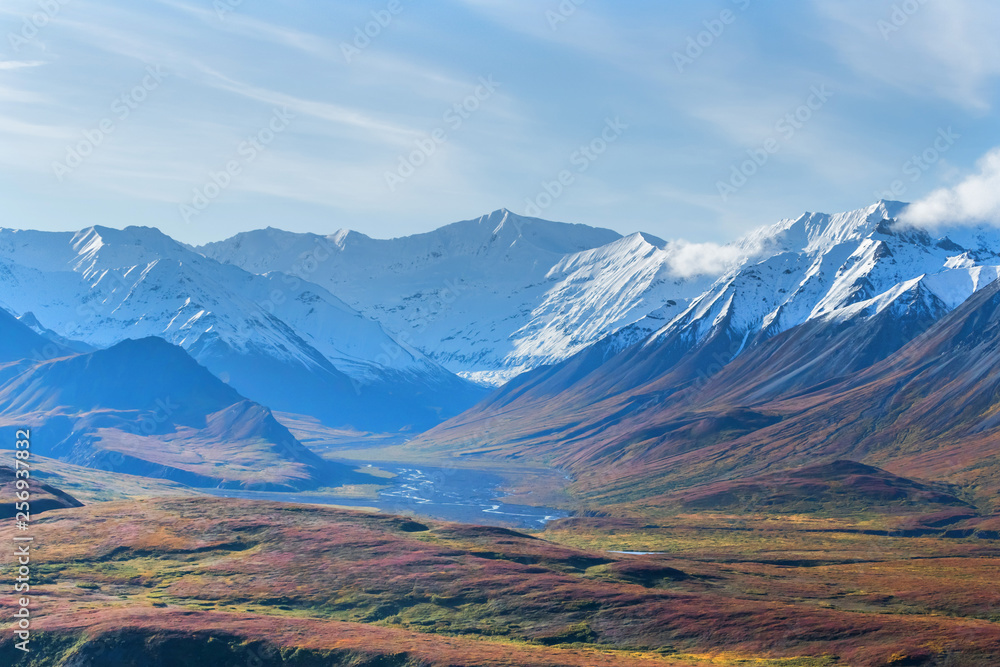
900;147;1000;228
664;240;746;278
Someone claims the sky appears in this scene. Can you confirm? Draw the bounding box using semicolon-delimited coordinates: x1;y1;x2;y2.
1;0;999;246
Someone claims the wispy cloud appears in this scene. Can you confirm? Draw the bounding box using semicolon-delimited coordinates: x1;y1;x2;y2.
193;65;422;144
449;0;655;72
2;0;1000;245
152;0;340;60
814;0;1000;110
0;115;75;139
0;60;47;70
0;84;47;104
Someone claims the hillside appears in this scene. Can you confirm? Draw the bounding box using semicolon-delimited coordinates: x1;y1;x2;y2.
2;497;999;665
0;333;364;490
405;205;1000;509
0;465;83;517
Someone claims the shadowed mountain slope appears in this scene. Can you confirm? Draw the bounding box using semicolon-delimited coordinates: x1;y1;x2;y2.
0;334;365;491
410;270;1000;509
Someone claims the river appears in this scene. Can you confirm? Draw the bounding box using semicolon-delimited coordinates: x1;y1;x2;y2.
200;461;569;529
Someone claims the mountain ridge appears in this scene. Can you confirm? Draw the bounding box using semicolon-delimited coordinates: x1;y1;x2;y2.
0;326;357;491
401;202;1000;509
200;208;729;385
0;225;484;431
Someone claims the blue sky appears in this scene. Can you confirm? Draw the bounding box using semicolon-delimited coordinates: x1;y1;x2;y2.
1;0;999;245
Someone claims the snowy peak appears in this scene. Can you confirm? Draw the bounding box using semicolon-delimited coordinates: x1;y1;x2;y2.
0;225;483;430
199;211;715;385
547;231;664;277
749;200;903;256
327;227;366;249
635;231;669;249
344;208;627;267
440;208;622;256
70;225;189;271
646;201;1000;363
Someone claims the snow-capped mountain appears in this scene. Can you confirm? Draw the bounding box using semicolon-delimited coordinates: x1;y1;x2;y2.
406;202;1000;506
200;209;725;385
641;201;1000;358
6;201;995;435
0;226;483;431
412;201;1000;448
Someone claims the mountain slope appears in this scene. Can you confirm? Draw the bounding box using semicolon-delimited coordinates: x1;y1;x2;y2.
406;203;1000;507
0;226;483;431
611;277;1000;505
639;201;1000;355
200;209;724;385
664;460;972;515
0;335;356;490
419;278;1000;507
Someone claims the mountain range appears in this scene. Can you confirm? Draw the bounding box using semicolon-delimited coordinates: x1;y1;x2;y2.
401;202;1000;510
0;225;483;432
4;201;1000;509
200;209;725;386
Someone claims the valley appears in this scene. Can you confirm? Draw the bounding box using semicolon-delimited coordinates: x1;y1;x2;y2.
4;202;1000;665
6;0;1000;662
200;460;570;529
